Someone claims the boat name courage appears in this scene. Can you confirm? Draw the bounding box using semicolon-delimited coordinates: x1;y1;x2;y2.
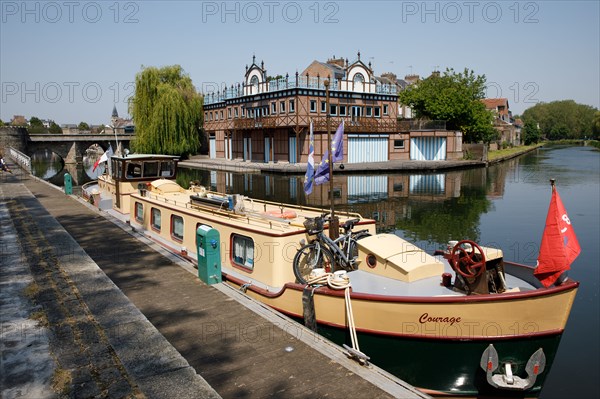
419;313;461;326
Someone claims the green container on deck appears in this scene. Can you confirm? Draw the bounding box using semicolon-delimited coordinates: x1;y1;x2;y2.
196;225;222;285
64;173;73;195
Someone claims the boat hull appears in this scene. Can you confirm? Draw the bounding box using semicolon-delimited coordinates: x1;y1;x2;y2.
224;274;577;397
317;326;562;397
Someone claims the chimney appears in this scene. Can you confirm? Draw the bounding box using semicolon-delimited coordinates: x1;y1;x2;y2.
326;57;345;68
381;72;397;82
404;74;420;84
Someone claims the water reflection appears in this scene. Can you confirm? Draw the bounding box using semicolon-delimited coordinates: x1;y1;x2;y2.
30;146;107;184
177;167;493;245
82;145;106;180
31;150;63;179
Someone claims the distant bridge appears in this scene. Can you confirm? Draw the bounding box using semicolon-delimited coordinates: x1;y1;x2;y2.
27;132;135;163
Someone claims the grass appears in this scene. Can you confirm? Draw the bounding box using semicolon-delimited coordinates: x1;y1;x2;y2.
23;281;40;299
30;310;49;327
51;368;72;395
487;143;543;161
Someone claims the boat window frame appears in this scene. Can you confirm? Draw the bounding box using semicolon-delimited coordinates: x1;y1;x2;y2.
231;233;255;271
143;161;160;178
134;202;143;223
159;161;176;178
171;214;184;242
151;207;161;232
126;162;143;179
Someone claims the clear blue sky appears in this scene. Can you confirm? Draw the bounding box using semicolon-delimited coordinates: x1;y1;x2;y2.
1;0;598;125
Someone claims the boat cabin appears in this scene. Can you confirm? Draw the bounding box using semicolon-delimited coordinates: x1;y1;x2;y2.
98;154;179;214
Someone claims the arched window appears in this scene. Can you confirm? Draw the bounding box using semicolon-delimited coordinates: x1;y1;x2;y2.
353;73;365;84
250;75;259;92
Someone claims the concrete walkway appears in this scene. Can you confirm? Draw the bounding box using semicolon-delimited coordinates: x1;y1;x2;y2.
1;169;220;399
180;156;485;174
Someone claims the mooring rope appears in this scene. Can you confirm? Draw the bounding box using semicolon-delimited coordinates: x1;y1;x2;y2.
306;271;368;364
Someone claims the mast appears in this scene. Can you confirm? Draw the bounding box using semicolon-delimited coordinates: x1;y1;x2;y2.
324;79;339;239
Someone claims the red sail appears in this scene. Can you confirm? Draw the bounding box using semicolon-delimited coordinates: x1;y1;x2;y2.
535;187;581;287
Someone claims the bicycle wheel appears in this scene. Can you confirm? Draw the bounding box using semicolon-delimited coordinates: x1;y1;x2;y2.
348;231;372;268
293;244;335;284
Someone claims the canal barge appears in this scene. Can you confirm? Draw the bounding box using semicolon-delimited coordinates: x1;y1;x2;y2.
82;154;579;398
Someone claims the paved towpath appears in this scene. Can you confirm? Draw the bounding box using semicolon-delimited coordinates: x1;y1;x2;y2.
1;167;219;398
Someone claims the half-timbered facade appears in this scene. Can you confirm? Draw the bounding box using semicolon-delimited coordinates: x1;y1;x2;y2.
203;54;462;164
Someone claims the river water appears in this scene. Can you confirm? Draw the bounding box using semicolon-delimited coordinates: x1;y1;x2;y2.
34;145;599;397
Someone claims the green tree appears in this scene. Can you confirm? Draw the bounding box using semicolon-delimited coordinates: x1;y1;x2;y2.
0;119;5;126
29;116;46;133
78;121;90;131
522;100;597;140
49;121;62;134
522;120;541;145
398;68;496;143
593;111;600;139
129;65;203;155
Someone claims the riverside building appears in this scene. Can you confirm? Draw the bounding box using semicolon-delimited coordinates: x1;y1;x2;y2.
203;53;463;164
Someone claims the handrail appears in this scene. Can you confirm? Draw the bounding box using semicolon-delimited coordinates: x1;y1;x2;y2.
7;147;31;173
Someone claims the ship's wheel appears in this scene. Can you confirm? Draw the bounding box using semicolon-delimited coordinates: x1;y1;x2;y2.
450;240;487;279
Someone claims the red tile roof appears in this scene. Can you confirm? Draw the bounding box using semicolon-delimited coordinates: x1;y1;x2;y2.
481;98;510;115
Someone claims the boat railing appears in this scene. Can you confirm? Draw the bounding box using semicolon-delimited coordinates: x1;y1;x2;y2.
143;190;294;232
241;195;363;221
81;180;98;200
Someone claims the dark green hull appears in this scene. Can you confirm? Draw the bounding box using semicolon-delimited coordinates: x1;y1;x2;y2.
309;320;562;397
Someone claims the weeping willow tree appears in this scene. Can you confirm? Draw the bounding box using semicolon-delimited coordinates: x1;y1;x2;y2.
129;65;203;155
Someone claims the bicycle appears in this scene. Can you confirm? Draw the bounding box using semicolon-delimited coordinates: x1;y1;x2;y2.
293;213;371;284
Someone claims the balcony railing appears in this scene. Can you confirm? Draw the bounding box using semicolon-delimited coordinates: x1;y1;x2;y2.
204;76;398;105
397;119;446;131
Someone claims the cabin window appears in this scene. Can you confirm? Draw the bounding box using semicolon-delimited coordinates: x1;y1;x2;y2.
394;139;405;149
321;101;326;113
126;162;142;178
330;104;337;116
374;107;381;117
151;208;161;231
160;161;175;177
310;100;317;113
171;215;184;242
271;102;277;114
383;104;389;115
143;161;159;178
280;101;286;113
289;100;295;113
339;105;347;116
366;107;373;117
234;107;239;118
112;159;121;178
135;202;143;223
232;234;254;270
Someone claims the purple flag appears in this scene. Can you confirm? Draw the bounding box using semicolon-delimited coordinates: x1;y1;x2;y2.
303;121;315;195
331;121;344;162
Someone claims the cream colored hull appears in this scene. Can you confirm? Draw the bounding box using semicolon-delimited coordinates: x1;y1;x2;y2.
226;276;578;340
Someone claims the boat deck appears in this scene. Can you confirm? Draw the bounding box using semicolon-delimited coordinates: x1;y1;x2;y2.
348;259;536;298
18;175;428;399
